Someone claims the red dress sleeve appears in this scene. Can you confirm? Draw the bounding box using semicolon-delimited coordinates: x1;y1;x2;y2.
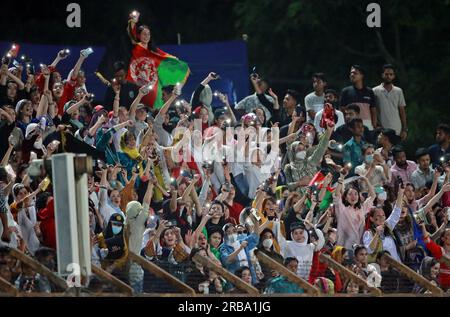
425;239;443;260
57;81;76;116
35;66;57;94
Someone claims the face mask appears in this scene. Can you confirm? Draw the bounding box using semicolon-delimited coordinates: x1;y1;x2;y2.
237;233;246;239
306;134;314;145
296;151;306;160
365;154;374;164
262;239;273;249
112;225;122;235
377;191;387;201
227;233;237;244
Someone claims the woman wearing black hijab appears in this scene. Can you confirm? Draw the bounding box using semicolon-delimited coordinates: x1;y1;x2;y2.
97;213;128;281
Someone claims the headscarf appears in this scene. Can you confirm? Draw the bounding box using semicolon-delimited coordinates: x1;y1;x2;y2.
331;246;346;264
314;277;335;295
120;132;142;161
418;256;438;281
259;228;281;254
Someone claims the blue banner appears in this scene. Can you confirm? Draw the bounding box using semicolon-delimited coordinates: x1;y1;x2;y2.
1;40;249;108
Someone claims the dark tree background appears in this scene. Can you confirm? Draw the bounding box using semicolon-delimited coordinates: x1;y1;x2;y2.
1;0;449;153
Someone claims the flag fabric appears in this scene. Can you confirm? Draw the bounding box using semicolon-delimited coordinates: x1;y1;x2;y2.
306;171;335;212
127;44;190;109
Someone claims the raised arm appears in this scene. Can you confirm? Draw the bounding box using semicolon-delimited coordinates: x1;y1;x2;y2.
361;176;376;202
88;114;107;139
66;95;88;115
142;177;155;207
292;193;308;214
112;120;133;133
189;214;212;249
127;11;140;45
308;123;333;165
151;220;168;246
6;70;25;90
0;65;8;86
156;89;178;118
36;93;49;118
70;49;90;81
50;50;69;68
0;107;14;125
1;139;14;167
181;175;200;202
384;184;404;230
422;183;450;214
198;173;211;206
129;85;148;120
420;171;441;207
218;93;237;125
36;67;51;117
334;170;347;200
189;181;202;218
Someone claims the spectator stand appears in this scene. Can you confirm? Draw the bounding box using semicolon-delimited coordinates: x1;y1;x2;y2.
384;254;443;296
128;251;196;296
319;254;382;297
192;253;259;295
255;250;320;296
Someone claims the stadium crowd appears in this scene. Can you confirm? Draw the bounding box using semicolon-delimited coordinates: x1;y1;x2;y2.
0;11;449;295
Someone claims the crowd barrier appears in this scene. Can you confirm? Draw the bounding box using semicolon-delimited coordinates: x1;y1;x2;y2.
0;247;448;297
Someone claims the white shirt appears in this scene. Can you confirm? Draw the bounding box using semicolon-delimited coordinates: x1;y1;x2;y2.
363;206;402;261
279;228;325;279
98;187;125;226
304;92;325;120
373;83;406;135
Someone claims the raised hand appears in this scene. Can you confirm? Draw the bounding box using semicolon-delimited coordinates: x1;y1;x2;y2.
268;88;278;100
41;65;50;77
113;82;121;95
139;84;150;96
240;241;248;250
207;72;219;81
217;92;228;104
57;49;70;60
173;83;182;96
121;168;128;182
376;224;385;236
129;10;140;23
184;229;193;247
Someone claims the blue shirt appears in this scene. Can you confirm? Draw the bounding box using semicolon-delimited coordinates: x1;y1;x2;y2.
343;137;366;175
219;233;259;284
428;144;450;168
